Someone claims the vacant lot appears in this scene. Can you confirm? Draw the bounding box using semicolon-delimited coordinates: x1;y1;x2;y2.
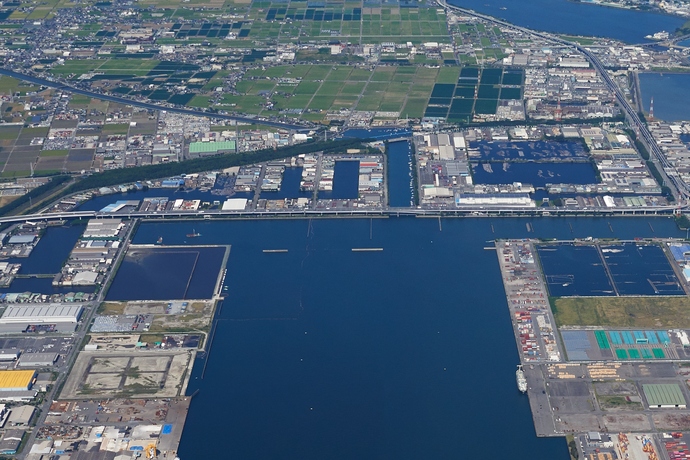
61;351;194;399
552;296;690;328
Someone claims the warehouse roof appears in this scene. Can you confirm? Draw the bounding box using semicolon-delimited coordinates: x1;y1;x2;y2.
189;141;236;154
643;384;686;407
82;219;122;239
1;305;83;324
222;198;248;211
17;353;57;367
0;371;35;391
7;405;34;426
7;235;36;245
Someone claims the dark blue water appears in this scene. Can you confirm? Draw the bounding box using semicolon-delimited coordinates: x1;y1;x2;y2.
387;140;415;207
77;189;254;212
448;0;685;43
602;243;684;295
106;246;225;301
260;167;313;200
538;244;615;297
126;216;685;460
0;225;96;294
678;39;690;47
318;161;360;200
533;189;550;202
471;162;598;187
342;128;412;141
471;140;588;161
640;73;690;122
538;242;683;296
4;225;84;274
681;134;690;144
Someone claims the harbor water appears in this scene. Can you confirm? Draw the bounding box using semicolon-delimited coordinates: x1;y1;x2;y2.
126;216;684;460
448;0;685;43
387;140;416;207
640;72;690;122
317;160;360;200
0;225;96;295
471;162;599;187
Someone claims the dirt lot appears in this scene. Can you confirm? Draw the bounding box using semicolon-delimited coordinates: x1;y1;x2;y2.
60;350;194;399
652;413;690;431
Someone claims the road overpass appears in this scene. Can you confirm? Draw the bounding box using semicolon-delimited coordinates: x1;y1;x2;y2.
0;205;681;226
437;0;690;205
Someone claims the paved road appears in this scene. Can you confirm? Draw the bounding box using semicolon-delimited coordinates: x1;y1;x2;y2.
0;203;681;228
437;0;690;205
0;68;312;132
17;220;137;460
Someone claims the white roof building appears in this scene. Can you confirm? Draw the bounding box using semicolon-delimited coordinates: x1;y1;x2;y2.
222;198;248;211
0;305;83;325
82;219;123;239
72;271;98;285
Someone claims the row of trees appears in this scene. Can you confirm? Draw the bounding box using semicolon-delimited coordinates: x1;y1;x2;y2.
0;138;372;217
0;175;70;217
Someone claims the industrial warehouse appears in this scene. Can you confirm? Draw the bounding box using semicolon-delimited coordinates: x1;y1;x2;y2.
81;219;124;240
643;384;688;409
0;370;35;393
0;370;38;403
0;305;83;333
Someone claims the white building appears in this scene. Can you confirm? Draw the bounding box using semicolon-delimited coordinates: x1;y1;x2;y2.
82;219;123;239
455;193;535;207
1;305;82;324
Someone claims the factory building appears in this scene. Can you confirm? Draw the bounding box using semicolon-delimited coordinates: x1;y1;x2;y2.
6;234;36;245
455;193;535;207
0;305;83;333
642;384;687;409
82;219;123;240
0;350;19;362
0;370;35;392
222;198;248;211
17;353;58;368
0;429;24;455
189;140;236;156
7;405;34;426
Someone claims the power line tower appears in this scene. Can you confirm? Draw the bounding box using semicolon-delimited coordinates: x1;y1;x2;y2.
554;98;562;122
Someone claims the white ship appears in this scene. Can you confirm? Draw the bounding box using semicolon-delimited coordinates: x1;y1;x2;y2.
516;365;527;393
645;31;669;41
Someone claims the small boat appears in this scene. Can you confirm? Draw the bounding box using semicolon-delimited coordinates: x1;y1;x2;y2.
156;236;163;244
186;229;201;238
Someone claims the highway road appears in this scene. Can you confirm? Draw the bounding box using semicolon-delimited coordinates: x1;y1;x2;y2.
16;220;137;460
0;67;312;132
437;0;690;205
0;204;679;228
0;4;685;221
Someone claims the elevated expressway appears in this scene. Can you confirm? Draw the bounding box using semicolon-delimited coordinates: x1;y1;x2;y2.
437;0;690;206
0;205;678;226
0;4;686;222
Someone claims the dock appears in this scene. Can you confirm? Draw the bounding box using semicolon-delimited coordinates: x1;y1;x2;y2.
495;239;562;364
495;239;565;438
352;248;383;252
